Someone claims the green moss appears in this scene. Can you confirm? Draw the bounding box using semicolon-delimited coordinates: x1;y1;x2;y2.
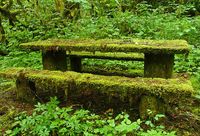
0;108;16;130
0;68;194;104
191;106;200;116
67;51;144;61
0;67;28;79
0;80;15;93
20;39;190;54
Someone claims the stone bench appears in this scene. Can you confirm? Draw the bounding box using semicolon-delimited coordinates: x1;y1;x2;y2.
0;68;194;118
20;39;190;79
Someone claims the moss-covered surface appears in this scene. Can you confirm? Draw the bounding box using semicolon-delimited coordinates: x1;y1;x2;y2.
139;95;159;119
0;68;194;104
0;67;30;79
20;39;190;54
67;51;144;61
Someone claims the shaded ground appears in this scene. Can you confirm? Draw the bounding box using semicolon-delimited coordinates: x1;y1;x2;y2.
0;79;200;136
0;80;34;135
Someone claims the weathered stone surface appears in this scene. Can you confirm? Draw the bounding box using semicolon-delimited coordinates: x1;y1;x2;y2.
0;68;193;115
139;95;158;119
20;39;190;54
144;53;174;78
0;68;193;103
16;72;35;103
69;56;82;72
139;95;165;119
42;50;67;71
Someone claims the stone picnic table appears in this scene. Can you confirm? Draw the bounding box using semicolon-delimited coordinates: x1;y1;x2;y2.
1;38;191;118
20;39;190;78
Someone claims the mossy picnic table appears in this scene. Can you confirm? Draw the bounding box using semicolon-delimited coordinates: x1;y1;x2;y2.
0;38;191;118
20;39;189;78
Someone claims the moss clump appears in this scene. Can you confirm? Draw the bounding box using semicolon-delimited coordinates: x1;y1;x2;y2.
67;51;144;61
0;67;28;79
20;39;190;54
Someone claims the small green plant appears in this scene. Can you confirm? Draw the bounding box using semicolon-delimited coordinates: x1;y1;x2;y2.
5;97;176;136
138;110;176;136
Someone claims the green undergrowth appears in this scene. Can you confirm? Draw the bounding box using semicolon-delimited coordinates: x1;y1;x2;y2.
0;51;42;70
82;66;144;77
190;75;200;97
82;59;144;72
82;58;144;77
4;97;176;136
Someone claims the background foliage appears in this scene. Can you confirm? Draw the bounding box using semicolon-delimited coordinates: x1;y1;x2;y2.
6;97;175;136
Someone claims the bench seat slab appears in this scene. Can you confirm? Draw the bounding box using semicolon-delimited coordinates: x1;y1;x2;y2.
0;68;194;118
0;68;193;102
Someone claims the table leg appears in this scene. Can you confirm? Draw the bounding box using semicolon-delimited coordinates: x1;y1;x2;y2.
42;50;67;71
144;53;174;78
70;56;82;72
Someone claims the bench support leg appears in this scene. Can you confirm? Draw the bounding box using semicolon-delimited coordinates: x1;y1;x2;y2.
70;56;82;72
139;95;165;119
144;53;174;78
42;50;67;71
16;73;35;103
139;95;158;119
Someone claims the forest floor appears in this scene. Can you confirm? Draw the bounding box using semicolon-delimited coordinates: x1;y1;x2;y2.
0;79;200;136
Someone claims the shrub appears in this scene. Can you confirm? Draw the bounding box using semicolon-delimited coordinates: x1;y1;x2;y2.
5;97;176;136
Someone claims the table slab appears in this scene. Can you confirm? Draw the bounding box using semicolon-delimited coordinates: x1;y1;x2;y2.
20;39;189;54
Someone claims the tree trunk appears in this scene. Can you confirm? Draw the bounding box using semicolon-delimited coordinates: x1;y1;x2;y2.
0;17;6;43
54;0;65;16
